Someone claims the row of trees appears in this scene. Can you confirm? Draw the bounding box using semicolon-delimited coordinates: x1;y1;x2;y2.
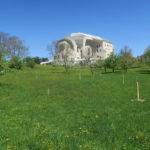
0;32;28;72
47;40;150;73
90;46;148;75
32;56;49;64
1;31;150;73
94;46;150;74
0;32;50;72
140;46;150;66
95;46;134;73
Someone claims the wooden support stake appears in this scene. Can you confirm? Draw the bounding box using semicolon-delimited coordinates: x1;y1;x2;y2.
131;81;144;102
123;74;125;85
79;72;81;80
47;88;50;96
137;82;140;101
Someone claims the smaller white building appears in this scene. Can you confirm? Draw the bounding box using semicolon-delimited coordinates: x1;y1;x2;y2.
55;32;114;64
40;60;53;66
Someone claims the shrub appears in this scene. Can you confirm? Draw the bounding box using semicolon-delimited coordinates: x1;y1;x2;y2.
0;64;4;75
9;56;22;70
25;57;35;68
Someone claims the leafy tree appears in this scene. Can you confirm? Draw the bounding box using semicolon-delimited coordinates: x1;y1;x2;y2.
33;57;41;64
24;57;35;68
109;53;119;73
96;59;105;73
96;58;110;73
32;57;49;64
47;41;57;60
61;43;72;72
118;46;134;72
103;57;111;73
0;32;28;58
9;56;22;70
83;45;95;75
142;46;150;66
41;57;49;62
54;40;73;72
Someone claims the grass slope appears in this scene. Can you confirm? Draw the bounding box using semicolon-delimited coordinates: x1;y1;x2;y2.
0;66;150;150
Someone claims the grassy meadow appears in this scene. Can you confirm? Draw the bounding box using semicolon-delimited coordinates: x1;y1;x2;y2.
0;66;150;150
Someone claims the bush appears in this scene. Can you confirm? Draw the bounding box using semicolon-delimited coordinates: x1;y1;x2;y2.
0;64;4;75
25;57;35;68
9;56;22;70
0;56;4;72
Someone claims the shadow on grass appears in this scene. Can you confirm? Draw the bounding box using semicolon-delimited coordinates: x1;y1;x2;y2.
136;69;150;74
101;70;122;74
0;82;14;89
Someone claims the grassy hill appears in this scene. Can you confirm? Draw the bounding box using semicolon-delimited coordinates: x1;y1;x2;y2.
0;66;149;149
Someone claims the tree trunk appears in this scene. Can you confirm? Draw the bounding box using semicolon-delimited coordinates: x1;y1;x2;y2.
112;68;115;73
90;66;94;76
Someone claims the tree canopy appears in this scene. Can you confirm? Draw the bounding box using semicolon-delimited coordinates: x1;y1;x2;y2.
0;32;28;59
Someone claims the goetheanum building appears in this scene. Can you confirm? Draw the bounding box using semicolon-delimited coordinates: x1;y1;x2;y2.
54;32;114;64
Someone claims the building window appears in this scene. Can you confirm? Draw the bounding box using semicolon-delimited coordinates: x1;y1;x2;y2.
97;44;101;48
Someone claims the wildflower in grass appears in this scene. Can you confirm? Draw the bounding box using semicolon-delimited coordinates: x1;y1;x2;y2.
78;127;89;135
95;114;99;118
6;138;10;142
65;135;69;138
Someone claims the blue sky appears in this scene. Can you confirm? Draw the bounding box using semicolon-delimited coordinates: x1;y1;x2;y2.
0;0;150;57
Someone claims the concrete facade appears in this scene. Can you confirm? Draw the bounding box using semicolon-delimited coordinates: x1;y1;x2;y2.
55;32;114;64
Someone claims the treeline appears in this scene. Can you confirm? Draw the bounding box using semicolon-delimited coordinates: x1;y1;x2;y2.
0;31;150;74
93;46;149;74
47;40;150;73
92;45;150;74
0;32;48;73
52;45;150;73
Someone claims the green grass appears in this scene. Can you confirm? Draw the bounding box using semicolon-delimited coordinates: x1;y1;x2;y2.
0;66;150;150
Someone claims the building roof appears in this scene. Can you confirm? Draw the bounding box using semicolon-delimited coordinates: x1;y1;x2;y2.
69;32;103;40
63;32;113;44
